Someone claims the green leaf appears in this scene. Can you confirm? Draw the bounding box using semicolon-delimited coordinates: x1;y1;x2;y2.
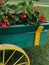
29;0;33;6
26;6;32;20
0;10;4;15
6;7;14;13
15;16;19;21
2;16;8;22
16;10;22;14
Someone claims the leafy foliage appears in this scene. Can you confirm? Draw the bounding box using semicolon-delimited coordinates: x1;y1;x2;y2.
0;0;46;28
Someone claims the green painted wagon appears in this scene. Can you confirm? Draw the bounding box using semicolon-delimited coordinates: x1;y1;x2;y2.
0;22;49;65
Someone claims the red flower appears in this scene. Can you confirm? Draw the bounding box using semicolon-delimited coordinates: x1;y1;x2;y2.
0;0;2;3
40;19;46;23
7;22;11;26
35;6;40;10
23;15;27;18
14;9;17;13
0;22;2;26
20;15;27;19
22;11;26;15
39;14;45;18
2;23;7;28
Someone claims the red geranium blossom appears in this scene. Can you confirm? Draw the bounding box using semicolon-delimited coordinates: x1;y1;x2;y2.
0;0;2;2
35;6;40;10
40;19;46;23
2;23;7;28
39;14;45;19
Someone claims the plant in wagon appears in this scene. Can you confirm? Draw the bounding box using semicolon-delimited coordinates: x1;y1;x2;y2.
0;0;46;28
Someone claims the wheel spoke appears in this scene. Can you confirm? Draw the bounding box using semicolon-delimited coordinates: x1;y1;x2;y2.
17;62;27;65
13;55;24;65
3;50;5;65
5;51;16;65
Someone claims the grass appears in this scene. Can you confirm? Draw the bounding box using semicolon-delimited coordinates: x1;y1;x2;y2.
40;7;49;21
33;1;49;5
9;0;49;5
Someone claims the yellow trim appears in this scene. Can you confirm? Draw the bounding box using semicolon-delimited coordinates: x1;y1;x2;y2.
34;26;44;46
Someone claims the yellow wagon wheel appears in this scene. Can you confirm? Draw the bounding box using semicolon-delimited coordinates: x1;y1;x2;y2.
0;44;30;65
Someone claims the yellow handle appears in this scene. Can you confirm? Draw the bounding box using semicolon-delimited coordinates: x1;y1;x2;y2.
34;26;44;46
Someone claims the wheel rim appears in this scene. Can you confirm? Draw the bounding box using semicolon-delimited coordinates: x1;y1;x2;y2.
0;44;30;65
